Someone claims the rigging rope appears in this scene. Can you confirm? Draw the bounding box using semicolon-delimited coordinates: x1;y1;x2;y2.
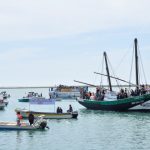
115;49;131;71
100;56;104;88
107;55;121;91
138;45;147;85
129;44;135;91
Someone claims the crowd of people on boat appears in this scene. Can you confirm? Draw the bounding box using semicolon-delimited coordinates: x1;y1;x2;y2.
80;84;149;101
117;85;147;99
80;87;105;101
25;92;43;98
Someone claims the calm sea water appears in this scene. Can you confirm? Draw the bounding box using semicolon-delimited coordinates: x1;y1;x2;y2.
1;88;150;150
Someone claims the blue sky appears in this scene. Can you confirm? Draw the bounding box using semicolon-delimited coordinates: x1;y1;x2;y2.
0;0;150;86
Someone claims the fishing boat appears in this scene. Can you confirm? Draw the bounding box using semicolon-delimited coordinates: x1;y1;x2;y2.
78;94;150;111
0;102;5;110
0;95;6;110
49;85;82;99
0;116;48;130
76;38;150;111
15;108;78;119
0;91;10;99
18;92;45;102
4;99;9;106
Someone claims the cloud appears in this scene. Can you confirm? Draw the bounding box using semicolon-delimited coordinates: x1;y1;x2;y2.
0;0;150;86
0;0;150;41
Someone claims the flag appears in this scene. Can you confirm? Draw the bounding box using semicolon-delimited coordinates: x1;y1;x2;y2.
30;98;55;105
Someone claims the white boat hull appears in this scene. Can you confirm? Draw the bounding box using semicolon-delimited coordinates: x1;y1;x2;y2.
129;100;150;111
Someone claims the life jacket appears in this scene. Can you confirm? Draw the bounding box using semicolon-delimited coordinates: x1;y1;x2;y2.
17;114;23;120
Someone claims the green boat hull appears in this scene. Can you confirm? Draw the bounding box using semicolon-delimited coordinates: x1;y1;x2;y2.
18;98;30;102
78;94;150;111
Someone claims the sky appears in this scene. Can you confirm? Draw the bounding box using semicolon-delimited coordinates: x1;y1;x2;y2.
0;0;150;87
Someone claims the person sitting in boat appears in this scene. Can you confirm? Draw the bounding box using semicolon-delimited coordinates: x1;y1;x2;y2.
95;88;100;100
60;107;63;113
85;92;91;99
57;107;60;113
16;112;23;126
80;88;84;98
117;88;128;99
100;90;105;100
124;88;128;98
28;113;35;125
140;85;146;95
67;105;73;113
130;89;135;96
117;93;121;99
49;93;52;99
57;107;63;113
134;87;140;96
90;92;95;100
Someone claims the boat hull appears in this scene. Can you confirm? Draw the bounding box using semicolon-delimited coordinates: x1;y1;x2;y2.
0;103;5;110
0;122;44;130
15;109;78;119
18;98;30;102
129;100;150;112
78;94;150;111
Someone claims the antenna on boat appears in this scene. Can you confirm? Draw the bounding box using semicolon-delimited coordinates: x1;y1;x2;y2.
104;52;112;91
134;38;139;88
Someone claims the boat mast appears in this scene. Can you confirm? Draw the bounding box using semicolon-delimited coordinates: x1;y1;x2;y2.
134;38;139;88
104;52;112;91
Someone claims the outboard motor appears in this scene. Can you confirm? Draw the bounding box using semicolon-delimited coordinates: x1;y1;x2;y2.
33;115;48;129
39;121;47;129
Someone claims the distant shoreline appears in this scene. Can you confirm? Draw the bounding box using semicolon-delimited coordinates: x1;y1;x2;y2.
0;85;139;89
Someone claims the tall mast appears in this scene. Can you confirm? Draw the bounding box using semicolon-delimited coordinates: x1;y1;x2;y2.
104;52;112;91
134;38;139;88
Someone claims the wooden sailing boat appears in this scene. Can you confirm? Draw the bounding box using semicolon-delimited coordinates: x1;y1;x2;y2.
77;38;150;111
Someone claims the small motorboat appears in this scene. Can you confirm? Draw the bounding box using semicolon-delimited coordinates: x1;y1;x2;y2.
0;116;48;130
15;108;78;119
0;95;9;107
4;99;9;106
0;98;5;110
0;91;10;99
49;85;81;99
18;92;45;102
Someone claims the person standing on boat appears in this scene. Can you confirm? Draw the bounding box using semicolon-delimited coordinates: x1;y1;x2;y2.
28;113;35;125
16;112;23;126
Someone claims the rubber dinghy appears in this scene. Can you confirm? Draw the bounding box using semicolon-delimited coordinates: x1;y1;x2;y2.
0;116;48;130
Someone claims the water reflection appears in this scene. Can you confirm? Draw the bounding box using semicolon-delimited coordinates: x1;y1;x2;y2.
79;107;150;118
